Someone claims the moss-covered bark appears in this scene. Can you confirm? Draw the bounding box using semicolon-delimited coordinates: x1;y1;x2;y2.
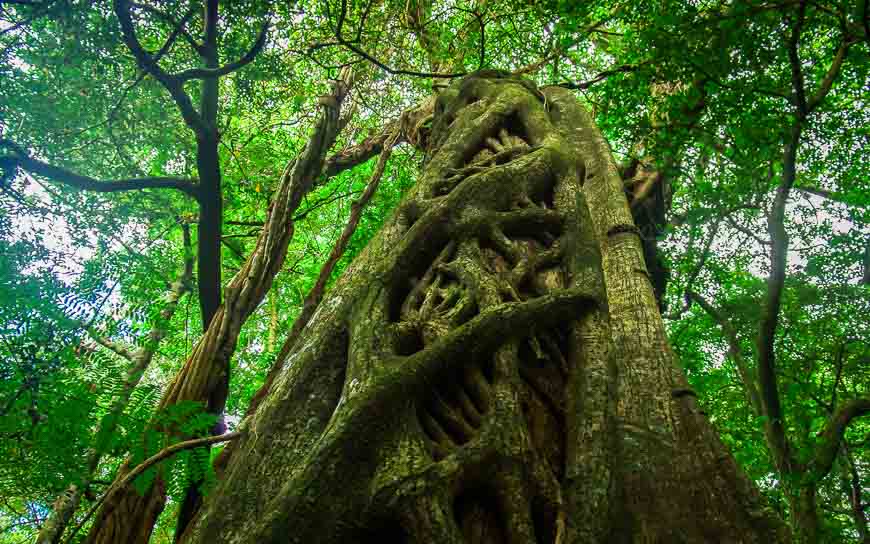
180;73;789;544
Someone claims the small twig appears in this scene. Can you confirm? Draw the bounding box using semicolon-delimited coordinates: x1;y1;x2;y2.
64;432;241;544
557;61;652;90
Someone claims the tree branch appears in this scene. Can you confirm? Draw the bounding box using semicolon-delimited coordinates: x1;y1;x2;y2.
1;144;200;199
754;7;810;470
121;431;241;496
113;0;206;134
150;6;198;62
0;0;57;38
513;49;561;76
321;119;402;178
726;214;771;246
129;2;204;55
687;290;763;415
557;61;651;90
684;217;721;288
755;122;798;471
810;398;870;481
65;432;241;544
785;1;809;116
807;35;851;113
173;22;268;81
334;0;464;79
88;334;135;361
794;184;841;201
830;339;848;409
863;236;870;285
451;6;485;70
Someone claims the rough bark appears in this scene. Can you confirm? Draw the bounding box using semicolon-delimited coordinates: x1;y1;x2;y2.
242;131;399;423
179;73;787;544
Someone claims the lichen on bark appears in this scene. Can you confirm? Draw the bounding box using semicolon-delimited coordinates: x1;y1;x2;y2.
181;72;788;544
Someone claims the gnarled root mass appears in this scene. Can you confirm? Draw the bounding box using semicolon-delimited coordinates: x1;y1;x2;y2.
181;73;788;544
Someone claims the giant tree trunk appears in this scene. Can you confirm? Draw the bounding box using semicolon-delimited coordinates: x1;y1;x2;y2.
180;73;788;544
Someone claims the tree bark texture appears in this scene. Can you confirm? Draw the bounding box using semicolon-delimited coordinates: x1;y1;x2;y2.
180;73;789;544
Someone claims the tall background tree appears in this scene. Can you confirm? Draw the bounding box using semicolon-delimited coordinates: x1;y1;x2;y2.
0;0;867;542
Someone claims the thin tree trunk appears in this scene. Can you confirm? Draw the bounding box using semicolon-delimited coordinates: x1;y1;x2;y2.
180;72;788;544
863;235;869;286
83;70;353;544
176;0;224;535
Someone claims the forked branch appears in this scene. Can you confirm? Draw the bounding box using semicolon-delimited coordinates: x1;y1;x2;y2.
174;23;269;81
130;2;204;54
113;0;205;133
113;0;269;134
810;398;870;481
322;119;403;178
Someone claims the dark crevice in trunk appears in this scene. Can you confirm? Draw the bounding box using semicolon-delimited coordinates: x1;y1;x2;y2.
454;490;507;544
532;498;558;544
389;239;452;322
395;326;424;356
350;518;408;544
324;329;351;422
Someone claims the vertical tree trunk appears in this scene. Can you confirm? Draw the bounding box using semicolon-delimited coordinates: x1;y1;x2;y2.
83;70;351;544
195;0;222;332
786;486;819;544
180;73;788;543
840;446;870;543
177;0;224;535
